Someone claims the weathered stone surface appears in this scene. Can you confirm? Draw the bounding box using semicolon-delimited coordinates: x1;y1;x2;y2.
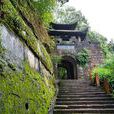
56;40;104;78
0;25;51;74
1;25;24;69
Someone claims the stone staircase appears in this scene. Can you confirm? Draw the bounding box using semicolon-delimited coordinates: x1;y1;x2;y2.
53;78;114;114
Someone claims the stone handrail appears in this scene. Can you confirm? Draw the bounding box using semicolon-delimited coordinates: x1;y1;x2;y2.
48;80;59;114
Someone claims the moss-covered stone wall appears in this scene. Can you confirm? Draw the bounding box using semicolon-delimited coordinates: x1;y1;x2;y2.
1;0;54;73
0;0;55;114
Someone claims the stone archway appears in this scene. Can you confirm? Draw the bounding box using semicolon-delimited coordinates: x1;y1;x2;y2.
58;56;78;79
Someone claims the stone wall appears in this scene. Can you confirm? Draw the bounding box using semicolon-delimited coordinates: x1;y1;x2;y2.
83;42;104;77
55;37;104;78
0;0;55;113
1;25;43;72
88;42;104;67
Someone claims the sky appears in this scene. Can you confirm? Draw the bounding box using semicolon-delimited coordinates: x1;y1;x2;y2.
66;0;114;41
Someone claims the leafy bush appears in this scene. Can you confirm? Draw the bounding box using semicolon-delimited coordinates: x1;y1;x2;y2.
76;48;89;67
92;55;114;85
103;54;114;70
58;67;67;79
51;55;62;64
32;0;56;25
92;67;112;79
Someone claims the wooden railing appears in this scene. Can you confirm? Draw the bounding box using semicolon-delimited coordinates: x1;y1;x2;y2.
89;71;113;94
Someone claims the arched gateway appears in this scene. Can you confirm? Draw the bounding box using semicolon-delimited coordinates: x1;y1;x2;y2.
48;22;87;80
58;56;77;79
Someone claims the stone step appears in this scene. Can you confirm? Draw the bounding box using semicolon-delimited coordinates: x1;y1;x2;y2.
59;87;100;90
60;82;90;84
60;83;91;85
60;79;89;81
59;87;94;89
60;79;90;81
59;86;95;88
60;85;91;87
58;94;112;98
53;79;114;114
58;91;106;95
55;104;114;109
56;100;114;105
59;90;102;93
60;81;90;83
53;108;114;114
56;97;114;101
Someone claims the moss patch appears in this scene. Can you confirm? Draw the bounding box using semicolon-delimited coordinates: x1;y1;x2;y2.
0;0;56;113
9;0;55;50
0;61;55;114
1;0;53;73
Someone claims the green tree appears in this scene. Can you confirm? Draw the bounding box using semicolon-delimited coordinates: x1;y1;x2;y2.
76;48;89;67
31;0;56;25
54;5;89;30
108;39;114;53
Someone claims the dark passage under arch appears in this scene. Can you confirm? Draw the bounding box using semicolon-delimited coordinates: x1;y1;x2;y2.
58;56;77;79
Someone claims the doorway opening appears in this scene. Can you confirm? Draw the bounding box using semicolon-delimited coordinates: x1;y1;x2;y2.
58;56;77;79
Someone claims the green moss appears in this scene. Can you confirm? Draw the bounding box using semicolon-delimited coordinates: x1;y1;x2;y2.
10;0;55;53
0;12;55;113
0;61;55;114
1;0;53;73
0;35;55;114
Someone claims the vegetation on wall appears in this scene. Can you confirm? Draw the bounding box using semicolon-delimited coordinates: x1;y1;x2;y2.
1;0;53;73
92;55;114;87
0;61;55;114
0;29;55;114
51;55;62;65
9;0;56;49
76;48;89;67
32;0;56;25
58;67;67;79
0;0;56;113
108;40;114;53
88;31;109;56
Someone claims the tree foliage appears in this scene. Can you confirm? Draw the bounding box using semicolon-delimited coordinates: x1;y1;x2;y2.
76;48;89;67
31;0;56;25
58;67;67;79
108;39;114;53
54;5;89;30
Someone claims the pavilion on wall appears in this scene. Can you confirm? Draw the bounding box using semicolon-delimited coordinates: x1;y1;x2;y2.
48;22;103;80
48;22;87;43
48;22;88;79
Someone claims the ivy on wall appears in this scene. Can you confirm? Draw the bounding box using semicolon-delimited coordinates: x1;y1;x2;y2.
76;48;89;67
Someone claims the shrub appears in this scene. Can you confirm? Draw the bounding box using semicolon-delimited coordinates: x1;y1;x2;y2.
92;67;112;80
76;48;89;67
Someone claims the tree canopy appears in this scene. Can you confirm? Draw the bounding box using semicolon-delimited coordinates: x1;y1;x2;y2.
31;0;56;25
54;5;89;30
